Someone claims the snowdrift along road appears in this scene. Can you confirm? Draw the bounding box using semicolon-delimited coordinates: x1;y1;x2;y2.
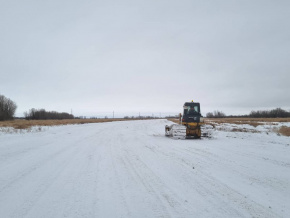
0;119;289;218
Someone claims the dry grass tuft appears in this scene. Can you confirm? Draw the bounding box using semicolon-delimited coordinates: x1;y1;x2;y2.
278;126;290;137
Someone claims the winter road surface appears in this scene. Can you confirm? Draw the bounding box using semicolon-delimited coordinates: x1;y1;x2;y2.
0;120;289;218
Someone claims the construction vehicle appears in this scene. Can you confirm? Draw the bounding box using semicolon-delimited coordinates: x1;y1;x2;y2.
165;101;214;139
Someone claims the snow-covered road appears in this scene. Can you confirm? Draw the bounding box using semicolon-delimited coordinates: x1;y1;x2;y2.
0;119;289;218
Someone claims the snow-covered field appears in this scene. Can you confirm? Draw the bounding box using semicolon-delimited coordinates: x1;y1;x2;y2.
0;119;289;218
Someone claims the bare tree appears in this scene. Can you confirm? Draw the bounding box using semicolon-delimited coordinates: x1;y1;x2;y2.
206;112;214;118
0;94;17;121
213;110;226;118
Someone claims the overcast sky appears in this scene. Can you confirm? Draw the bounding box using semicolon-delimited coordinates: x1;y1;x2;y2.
1;0;289;117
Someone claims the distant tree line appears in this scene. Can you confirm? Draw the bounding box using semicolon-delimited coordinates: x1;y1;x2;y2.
249;108;290;118
1;93;290;121
0;94;17;121
124;116;158;119
24;108;74;120
206;108;290;118
206;110;226;118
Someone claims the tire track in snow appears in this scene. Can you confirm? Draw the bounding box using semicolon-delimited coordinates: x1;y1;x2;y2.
116;134;192;218
0;120;288;218
145;138;282;218
0;127;108;218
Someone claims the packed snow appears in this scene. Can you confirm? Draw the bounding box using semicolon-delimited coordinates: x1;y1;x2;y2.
0;119;289;218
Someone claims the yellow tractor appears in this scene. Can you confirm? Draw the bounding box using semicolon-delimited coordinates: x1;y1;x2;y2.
165;101;213;139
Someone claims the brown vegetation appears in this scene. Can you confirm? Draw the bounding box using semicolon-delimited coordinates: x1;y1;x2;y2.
205;117;290;127
167;117;290;136
168;117;290;126
278;126;290;137
0;118;143;130
168;117;290;127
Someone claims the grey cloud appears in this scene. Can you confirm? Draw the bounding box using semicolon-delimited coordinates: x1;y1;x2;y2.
1;0;289;117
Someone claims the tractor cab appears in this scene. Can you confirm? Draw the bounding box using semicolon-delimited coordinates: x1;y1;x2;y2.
182;102;202;123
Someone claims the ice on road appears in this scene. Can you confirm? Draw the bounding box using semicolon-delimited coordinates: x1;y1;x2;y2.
0;120;289;218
